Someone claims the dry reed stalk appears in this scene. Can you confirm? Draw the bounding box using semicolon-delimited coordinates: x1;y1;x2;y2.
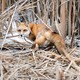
0;0;7;38
52;0;55;28
70;0;76;48
32;51;37;66
64;61;73;74
0;59;3;80
43;0;48;23
68;0;72;37
55;20;62;36
56;68;64;80
0;53;12;60
69;47;76;55
1;5;17;50
38;54;56;61
33;69;50;79
60;0;66;38
62;48;80;71
37;0;41;17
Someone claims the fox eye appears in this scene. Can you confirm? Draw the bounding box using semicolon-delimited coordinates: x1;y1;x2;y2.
23;29;27;32
17;29;21;32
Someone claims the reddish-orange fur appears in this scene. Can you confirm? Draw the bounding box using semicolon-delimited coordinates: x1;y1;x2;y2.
28;23;66;54
17;22;66;54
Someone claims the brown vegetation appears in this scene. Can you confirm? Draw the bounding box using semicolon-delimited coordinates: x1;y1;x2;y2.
0;0;80;80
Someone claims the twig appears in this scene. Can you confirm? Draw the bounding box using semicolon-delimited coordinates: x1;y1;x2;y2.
32;51;37;66
64;61;73;74
62;48;80;71
34;69;50;79
24;37;34;44
55;20;62;37
69;47;76;55
70;31;75;48
56;68;64;80
35;60;48;68
0;52;12;60
32;10;53;32
38;54;56;61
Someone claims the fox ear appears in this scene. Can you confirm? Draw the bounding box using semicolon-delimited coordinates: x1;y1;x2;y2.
16;21;20;26
29;23;34;29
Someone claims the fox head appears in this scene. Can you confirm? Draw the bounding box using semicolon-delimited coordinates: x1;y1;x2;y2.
17;22;31;37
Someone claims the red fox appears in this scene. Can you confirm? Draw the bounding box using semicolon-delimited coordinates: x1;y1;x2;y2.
17;22;66;54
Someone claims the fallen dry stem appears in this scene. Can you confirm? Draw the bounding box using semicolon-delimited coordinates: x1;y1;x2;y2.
6;64;32;80
62;48;80;71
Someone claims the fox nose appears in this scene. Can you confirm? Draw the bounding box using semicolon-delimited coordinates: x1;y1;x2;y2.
20;34;23;37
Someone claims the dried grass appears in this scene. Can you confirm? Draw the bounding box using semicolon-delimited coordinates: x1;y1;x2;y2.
0;45;80;80
0;0;80;80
